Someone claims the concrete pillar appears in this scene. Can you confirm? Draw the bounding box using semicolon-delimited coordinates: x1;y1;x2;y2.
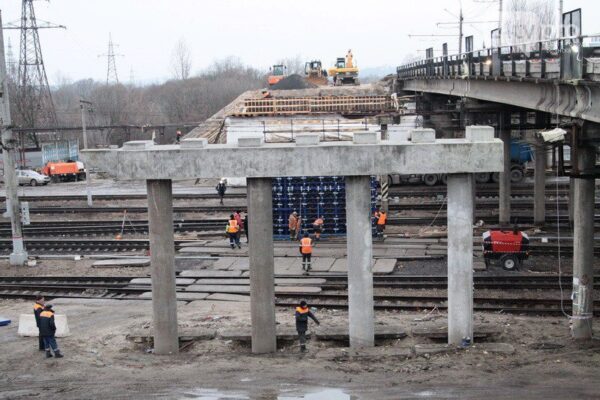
499;129;511;225
572;146;596;340
247;177;277;353
345;176;375;348
568;177;575;225
447;174;474;345
147;179;178;355
534;142;546;225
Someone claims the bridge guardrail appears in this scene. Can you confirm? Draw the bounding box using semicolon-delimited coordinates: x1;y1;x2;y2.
397;35;600;83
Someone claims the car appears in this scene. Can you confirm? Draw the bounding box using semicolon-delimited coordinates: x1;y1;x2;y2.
16;169;51;186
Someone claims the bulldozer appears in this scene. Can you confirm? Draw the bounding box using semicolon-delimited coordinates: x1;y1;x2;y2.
328;50;359;86
268;64;287;87
304;60;328;86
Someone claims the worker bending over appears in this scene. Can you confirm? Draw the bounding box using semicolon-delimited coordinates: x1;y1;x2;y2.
312;216;324;241
33;295;45;351
40;305;63;358
295;300;320;352
226;214;241;249
300;233;313;273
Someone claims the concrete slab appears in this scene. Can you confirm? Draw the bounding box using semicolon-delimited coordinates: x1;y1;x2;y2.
373;259;396;274
329;258;347;273
191;278;326;286
129;278;196;286
92;258;150;268
230;258;250;271
185;285;322;294
309;257;336;272
205;293;250;302
219;328;305;341
317;346;413;360
138;292;209;301
179;270;242;278
473;261;487;271
178;241;208;247
211;257;238;270
411;326;499;340
18;314;71;337
49;298;148;306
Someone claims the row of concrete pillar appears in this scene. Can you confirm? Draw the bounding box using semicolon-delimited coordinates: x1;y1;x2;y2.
145;174;476;354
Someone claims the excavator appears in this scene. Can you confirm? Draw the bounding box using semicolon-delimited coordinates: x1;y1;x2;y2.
268;64;287;87
328;50;359;86
304;60;328;86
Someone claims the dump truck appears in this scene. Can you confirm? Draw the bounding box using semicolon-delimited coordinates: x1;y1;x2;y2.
268;64;287;87
41;161;86;182
328;50;359;86
304;60;328;86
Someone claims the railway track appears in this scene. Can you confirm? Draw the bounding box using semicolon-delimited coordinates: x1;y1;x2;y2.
1;275;597;316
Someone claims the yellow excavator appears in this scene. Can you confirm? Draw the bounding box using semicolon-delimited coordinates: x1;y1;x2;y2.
328;50;359;86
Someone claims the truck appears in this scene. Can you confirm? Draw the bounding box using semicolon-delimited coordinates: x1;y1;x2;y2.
387;141;532;186
41;161;86;182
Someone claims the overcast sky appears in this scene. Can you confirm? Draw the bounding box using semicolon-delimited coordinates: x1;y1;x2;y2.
1;0;597;85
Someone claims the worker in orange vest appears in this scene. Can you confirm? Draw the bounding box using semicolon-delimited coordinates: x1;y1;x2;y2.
295;300;320;352
376;210;387;239
312;216;324;241
226;214;241;249
33;295;46;351
299;233;313;273
289;211;299;240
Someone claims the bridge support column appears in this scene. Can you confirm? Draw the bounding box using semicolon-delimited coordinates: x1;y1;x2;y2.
572;146;596;340
147;179;179;355
247;177;277;353
499;128;511;225
534;142;546;225
569;177;575;226
346;176;375;348
447;174;474;345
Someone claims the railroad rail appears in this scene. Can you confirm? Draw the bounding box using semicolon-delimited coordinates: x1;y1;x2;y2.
1;275;597;316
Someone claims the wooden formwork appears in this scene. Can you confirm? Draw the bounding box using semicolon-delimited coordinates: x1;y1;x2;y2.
241;95;395;116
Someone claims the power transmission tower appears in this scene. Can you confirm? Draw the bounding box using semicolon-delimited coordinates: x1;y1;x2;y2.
99;33;122;84
11;0;65;135
6;38;17;78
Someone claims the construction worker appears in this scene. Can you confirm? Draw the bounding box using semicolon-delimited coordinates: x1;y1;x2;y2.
295;300;320;352
216;179;227;205
377;210;387;239
312;216;324;241
295;214;302;239
40;305;63;358
243;213;249;243
289;211;298;241
234;210;244;243
176;130;182;144
346;49;354;68
33;295;45;351
226;214;241;249
300;233;313;273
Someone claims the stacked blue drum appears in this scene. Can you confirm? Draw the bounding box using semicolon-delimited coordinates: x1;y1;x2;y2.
272;176;378;239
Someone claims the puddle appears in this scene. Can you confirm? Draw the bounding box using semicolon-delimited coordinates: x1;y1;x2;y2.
179;388;353;400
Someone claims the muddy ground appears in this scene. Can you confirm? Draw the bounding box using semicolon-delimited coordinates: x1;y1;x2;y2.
1;296;600;400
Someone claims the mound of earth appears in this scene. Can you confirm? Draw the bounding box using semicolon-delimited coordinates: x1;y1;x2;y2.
271;74;318;90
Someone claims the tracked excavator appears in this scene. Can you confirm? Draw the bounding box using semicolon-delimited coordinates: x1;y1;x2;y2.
328;50;359;86
268;64;287;87
304;60;328;86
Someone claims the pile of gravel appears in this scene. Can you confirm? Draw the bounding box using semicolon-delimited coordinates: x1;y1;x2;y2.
271;74;318;90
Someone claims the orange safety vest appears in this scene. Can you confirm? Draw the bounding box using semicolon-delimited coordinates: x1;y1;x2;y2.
300;237;312;254
296;306;309;314
377;212;387;225
34;303;44;312
227;219;239;233
40;310;54;319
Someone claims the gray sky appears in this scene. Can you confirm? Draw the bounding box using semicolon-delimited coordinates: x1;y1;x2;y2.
1;0;597;85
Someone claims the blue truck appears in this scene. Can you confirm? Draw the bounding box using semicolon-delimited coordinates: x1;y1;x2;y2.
387;140;533;186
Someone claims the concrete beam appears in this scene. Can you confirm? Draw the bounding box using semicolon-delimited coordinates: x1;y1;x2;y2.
247;178;277;353
82;139;503;181
498;126;511;225
147;179;179;355
345;176;374;348
401;78;600;124
447;174;474;346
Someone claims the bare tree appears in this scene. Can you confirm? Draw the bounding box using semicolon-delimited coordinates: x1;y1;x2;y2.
276;55;304;75
171;38;192;80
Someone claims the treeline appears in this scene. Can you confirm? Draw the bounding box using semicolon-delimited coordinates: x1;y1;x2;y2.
9;58;267;148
